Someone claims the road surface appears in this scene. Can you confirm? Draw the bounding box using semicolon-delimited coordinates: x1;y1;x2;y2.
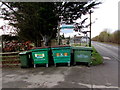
1;41;119;89
91;41;119;89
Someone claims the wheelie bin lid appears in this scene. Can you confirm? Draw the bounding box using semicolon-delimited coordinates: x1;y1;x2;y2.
30;46;50;51
19;51;31;55
72;46;93;51
51;45;71;49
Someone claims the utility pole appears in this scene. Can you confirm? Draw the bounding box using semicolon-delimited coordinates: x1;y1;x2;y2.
89;10;92;47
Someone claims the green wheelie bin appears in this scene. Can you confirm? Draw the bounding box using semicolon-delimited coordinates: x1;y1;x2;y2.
51;45;71;67
19;51;32;68
72;46;93;66
30;46;50;68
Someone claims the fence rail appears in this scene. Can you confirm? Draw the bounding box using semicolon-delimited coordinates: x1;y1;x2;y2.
0;52;21;67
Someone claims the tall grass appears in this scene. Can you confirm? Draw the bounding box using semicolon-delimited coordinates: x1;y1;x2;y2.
91;46;103;65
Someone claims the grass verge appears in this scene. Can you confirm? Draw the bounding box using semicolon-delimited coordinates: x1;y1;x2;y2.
91;46;103;66
93;41;120;46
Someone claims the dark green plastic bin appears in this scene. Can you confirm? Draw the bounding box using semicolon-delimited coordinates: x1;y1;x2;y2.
19;51;32;68
72;46;93;66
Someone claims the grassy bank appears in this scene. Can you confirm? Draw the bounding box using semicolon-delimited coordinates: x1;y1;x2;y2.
100;41;119;46
92;41;120;46
91;46;103;66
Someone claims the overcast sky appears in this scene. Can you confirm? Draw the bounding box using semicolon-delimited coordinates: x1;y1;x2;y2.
91;0;119;38
0;0;119;38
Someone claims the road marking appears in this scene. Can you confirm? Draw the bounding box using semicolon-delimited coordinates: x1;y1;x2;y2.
78;82;91;88
5;74;16;77
78;82;118;88
103;57;111;60
93;84;118;88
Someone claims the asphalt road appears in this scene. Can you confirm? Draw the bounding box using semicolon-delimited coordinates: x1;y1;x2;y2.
1;41;119;89
91;41;119;89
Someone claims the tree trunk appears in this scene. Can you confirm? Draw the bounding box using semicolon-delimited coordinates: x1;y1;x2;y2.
43;35;49;46
34;39;41;47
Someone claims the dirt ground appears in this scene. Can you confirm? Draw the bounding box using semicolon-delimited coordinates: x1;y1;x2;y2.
2;63;118;89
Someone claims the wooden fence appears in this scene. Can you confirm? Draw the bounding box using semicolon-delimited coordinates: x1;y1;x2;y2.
0;52;21;67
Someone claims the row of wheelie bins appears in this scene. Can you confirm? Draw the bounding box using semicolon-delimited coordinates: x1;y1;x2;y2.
19;45;93;68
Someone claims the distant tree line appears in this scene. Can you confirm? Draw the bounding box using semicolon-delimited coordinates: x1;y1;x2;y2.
92;29;120;44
